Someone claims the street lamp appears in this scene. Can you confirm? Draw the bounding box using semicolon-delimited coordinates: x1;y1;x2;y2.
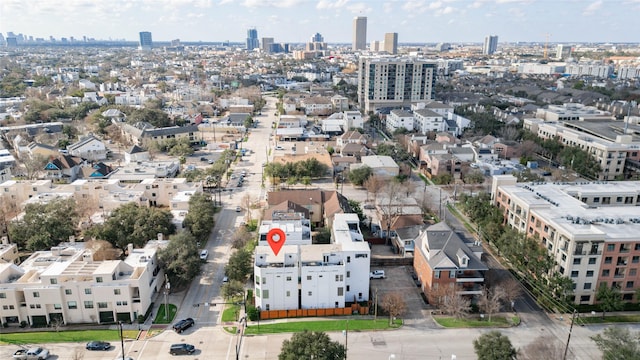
342;320;349;360
118;321;125;360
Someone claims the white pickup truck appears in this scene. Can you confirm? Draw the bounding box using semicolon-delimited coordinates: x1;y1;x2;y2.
13;347;50;360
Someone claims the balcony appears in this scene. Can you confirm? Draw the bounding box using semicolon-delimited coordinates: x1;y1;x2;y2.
457;283;483;295
455;271;485;283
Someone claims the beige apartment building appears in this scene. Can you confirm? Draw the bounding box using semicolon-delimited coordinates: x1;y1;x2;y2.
492;175;640;305
0;241;165;326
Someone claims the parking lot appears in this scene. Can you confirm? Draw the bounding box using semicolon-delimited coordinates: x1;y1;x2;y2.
368;245;430;320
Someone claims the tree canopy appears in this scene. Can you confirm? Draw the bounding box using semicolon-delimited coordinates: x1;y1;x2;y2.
279;330;345;360
158;231;201;285
9;198;78;251
348;166;372;186
591;326;640;360
183;192;215;242
264;158;329;180
85;203;175;250
126;108;172;128
473;331;517;360
225;248;253;282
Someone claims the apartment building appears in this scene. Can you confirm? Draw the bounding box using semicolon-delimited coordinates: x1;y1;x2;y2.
387;109;414;133
357;56;436;113
253;214;370;311
414;108;445;134
0;241;165;326
491;175;640;304
0;178;202;215
524;117;640;180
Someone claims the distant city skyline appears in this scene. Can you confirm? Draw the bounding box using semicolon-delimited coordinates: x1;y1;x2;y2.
1;0;639;44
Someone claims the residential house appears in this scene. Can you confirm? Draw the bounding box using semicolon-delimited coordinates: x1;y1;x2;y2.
331;95;349;112
67;135;108;161
393;225;424;257
387;109;414;133
44;155;84;182
354;155;399;178
124;145;149;163
26;142;59;160
414;109;445;135
337;131;368;150
414;222;487;304
301;97;333;116
340;143;368;159
101;109;126;123
121;123;199;147
266;189;346;228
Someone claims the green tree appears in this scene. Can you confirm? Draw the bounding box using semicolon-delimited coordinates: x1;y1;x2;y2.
221;280;245;300
279;330;345;360
432;173;453;185
127;108;172;128
243;115;254;130
158;231;201;285
591;326;640;360
348;166;372;186
473;331;517;360
86;203;175;250
313;227;331;244
8;199;78;251
225;249;253;282
183;193;215;242
596;284;624;319
463;170;485;185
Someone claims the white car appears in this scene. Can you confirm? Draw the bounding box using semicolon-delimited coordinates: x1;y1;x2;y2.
199;250;208;261
25;347;49;360
369;270;385;279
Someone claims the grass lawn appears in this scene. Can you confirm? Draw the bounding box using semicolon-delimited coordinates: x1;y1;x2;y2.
244;318;402;335
222;304;241;322
153;304;177;324
0;329;138;345
578;314;640;325
434;315;516;328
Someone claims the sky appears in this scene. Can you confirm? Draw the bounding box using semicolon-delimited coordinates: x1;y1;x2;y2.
1;0;639;44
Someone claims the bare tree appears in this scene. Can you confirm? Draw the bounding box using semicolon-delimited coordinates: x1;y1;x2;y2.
433;284;470;319
498;125;519;141
364;175;385;203
231;226;252;249
401;180;417;198
378;181;403;245
50;317;64;332
85;239;121;261
519;336;569;360
0;197;20;237
499;278;523;311
23;154;48;180
242;194;253;223
379;292;406;325
477;286;505;322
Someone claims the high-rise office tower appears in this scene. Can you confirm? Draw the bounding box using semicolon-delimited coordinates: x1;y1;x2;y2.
139;31;153;51
357;56;436;112
556;44;573;60
261;37;274;53
246;28;259;50
483;35;498;55
352;16;367;51
310;33;324;43
384;33;398;55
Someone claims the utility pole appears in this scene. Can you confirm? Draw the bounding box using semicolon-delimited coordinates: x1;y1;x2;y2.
374;288;378;320
164;274;170;320
563;310;577;360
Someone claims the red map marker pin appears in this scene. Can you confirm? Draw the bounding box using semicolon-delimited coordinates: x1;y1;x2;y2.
267;228;286;256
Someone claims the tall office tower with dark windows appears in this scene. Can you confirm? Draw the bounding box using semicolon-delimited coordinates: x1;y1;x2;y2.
483;35;498;55
139;31;152;51
246;28;259;50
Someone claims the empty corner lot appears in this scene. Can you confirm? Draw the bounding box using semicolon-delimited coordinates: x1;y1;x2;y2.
369;265;428;319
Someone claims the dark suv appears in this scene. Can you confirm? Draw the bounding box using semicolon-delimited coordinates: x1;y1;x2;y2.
172;318;195;333
169;343;195;355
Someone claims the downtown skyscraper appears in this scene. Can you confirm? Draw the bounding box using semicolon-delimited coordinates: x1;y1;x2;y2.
246;28;259;50
483;35;498;55
138;31;152;51
352;16;367;51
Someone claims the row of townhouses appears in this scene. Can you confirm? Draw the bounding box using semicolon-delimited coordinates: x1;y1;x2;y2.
0;240;164;326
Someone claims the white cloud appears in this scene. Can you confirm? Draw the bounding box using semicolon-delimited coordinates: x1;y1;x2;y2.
583;0;603;15
240;0;302;8
316;0;349;10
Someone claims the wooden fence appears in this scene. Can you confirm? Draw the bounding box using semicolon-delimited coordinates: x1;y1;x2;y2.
260;304;370;320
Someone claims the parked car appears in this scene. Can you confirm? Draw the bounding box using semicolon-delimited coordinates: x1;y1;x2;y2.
222;276;229;283
275;146;284;150
199;250;208;261
19;347;49;360
86;341;111;351
369;270;385;279
235;206;242;212
172;318;195;333
169;343;196;355
200;157;207;162
12;349;27;360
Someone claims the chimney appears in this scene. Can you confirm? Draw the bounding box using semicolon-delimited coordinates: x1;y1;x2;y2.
157;233;164;241
69;235;75;243
127;243;134;255
1;236;8;245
